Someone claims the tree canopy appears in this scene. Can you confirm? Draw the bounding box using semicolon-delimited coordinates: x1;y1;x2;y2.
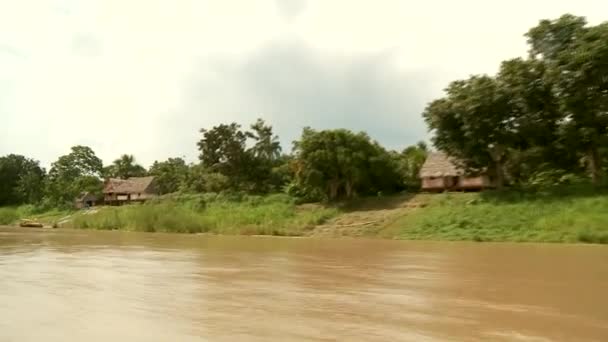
149;157;188;195
0;155;45;206
292;128;400;200
104;154;147;179
46;146;104;206
424;14;608;187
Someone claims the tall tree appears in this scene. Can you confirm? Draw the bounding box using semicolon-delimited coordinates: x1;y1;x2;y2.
105;154;147;179
46;145;103;205
248;119;282;161
293;128;398;200
149;157;189;194
0;155;46;205
196;119;285;192
526;15;608;184
423;76;513;188
197;123;249;183
395;142;428;190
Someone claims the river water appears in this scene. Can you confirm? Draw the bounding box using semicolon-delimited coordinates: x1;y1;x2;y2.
0;227;606;341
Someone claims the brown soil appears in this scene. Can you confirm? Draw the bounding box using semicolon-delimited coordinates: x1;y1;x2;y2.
307;194;433;238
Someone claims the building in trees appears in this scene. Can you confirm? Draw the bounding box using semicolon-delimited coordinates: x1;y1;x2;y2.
419;153;496;191
74;192;99;209
103;176;158;205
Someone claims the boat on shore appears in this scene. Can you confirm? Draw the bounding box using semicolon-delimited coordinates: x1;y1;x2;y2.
19;219;44;228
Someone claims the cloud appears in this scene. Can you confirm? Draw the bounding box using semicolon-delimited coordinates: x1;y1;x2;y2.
173;40;440;160
71;33;103;57
275;0;308;21
1;0;606;168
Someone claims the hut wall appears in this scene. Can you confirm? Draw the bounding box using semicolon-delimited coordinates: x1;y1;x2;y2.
421;177;447;190
456;175;496;190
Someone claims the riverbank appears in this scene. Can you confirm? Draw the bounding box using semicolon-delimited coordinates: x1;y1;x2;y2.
2;186;607;243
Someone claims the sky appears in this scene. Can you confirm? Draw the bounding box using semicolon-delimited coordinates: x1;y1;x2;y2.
0;0;606;168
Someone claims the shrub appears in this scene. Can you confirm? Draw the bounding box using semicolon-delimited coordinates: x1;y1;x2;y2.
0;208;18;225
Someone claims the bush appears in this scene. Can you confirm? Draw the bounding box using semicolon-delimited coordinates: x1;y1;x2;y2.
0;208;18;225
577;230;608;244
69;194;338;235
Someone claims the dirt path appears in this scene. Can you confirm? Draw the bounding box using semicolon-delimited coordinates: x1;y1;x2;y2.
308;194;432;238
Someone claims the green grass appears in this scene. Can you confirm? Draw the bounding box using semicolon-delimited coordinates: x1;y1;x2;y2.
4;185;607;244
0;205;74;226
68;193;339;236
0;207;19;225
384;187;608;244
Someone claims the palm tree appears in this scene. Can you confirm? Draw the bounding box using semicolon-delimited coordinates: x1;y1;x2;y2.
110;154;147;179
249;118;281;161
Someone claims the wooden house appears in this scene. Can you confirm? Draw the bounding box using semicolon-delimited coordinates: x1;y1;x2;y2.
419;153;496;191
75;192;98;209
103;176;157;205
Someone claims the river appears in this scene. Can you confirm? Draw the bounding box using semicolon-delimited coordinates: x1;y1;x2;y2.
0;227;606;341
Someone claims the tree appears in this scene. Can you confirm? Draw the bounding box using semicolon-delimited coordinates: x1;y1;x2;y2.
197;123;249;184
196;119;286;192
149;157;189;194
395;142;428;190
292;128;399;200
46;146;104;205
526;15;608;184
423;76;514;188
248;119;282;161
104;154;147;179
0;154;46;205
51;145;103;178
181;164;230;193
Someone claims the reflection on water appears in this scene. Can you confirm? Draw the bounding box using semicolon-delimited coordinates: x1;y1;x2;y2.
1;227;607;341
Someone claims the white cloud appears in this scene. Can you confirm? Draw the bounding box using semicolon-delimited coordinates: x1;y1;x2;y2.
0;0;606;168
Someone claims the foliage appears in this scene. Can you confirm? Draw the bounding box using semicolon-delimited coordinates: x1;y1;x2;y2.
424;14;608;187
292;128;400;201
384;189;608;243
197;122;249;185
248;118;282;161
196;119;288;193
104;154;147;179
180;164;230;193
0;207;19;225
69;193;339;235
0;154;46;206
148;157;188;194
45;146;104;206
424;76;519;188
526;15;608;185
394;142;428;190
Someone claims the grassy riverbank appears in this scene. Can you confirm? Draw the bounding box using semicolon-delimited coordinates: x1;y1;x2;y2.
0;206;73;226
66;193;338;236
381;187;608;244
2;186;607;243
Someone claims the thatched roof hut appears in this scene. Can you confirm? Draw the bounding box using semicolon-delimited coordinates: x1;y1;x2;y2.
74;192;98;209
419;153;495;191
419;152;464;178
103;176;157;204
104;176;156;194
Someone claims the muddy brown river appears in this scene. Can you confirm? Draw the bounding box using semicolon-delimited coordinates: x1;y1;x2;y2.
0;227;606;341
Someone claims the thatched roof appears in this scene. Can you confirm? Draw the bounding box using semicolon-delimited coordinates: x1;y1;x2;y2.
75;192;98;202
419;152;465;178
103;176;155;194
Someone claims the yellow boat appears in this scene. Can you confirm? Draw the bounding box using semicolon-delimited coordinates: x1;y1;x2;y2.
19;219;43;228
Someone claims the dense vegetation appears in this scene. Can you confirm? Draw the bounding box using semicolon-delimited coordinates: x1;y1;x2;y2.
424;14;608;188
1;14;607;243
0;117;428;209
67;193;338;236
383;187;608;243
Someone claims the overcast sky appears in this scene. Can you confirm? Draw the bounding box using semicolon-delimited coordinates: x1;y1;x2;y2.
1;0;606;168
